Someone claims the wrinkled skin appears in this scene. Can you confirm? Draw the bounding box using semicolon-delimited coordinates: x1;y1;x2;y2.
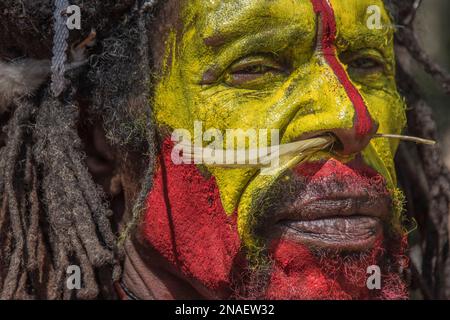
128;0;409;299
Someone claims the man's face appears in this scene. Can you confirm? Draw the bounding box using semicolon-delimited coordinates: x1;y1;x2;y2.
142;0;408;299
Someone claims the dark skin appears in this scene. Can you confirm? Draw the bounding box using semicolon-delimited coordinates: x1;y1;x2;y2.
82;97;206;300
84;129;213;299
86;0;401;299
0;0;445;301
80;2;207;299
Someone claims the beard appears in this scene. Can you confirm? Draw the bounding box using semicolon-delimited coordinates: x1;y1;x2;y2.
230;158;409;300
142;139;408;300
230;236;408;300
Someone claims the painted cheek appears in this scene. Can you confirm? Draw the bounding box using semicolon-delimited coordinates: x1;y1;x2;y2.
142;138;241;290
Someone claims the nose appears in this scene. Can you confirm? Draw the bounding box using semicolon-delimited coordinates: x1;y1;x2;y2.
310;0;378;156
279;64;379;157
280;63;379;157
330;121;379;156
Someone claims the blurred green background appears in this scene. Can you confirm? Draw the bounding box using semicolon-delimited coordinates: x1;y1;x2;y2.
414;0;450;168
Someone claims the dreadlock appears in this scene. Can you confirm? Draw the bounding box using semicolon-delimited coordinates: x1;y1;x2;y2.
385;0;450;299
0;0;161;299
0;0;449;300
0;87;119;299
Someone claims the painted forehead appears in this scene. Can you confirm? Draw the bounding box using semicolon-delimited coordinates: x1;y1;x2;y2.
183;0;393;49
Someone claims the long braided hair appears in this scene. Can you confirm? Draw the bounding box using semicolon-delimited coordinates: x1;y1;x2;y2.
0;0;449;299
0;0;160;299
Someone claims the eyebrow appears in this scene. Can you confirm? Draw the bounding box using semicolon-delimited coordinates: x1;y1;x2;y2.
204;24;313;50
200;24;314;85
202;3;314;49
202;4;392;53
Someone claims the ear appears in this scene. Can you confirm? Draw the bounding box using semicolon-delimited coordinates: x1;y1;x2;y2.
79;118;126;234
81;113;151;235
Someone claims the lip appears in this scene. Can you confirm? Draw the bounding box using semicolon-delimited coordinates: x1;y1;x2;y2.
268;193;391;252
253;158;392;252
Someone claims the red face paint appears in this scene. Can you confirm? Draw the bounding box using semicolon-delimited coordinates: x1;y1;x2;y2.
142;139;241;293
266;237;408;300
264;159;408;299
142;140;407;299
141;2;402;300
293;157;387;190
310;0;374;138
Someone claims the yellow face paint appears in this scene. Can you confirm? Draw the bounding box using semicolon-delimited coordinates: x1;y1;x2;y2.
153;0;407;250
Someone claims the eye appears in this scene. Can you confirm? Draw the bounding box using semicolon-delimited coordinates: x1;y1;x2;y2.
234;64;278;75
339;50;391;88
344;55;387;80
348;57;383;72
224;55;288;88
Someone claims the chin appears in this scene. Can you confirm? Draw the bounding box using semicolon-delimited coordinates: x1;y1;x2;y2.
233;159;409;300
144;141;409;300
231;235;409;300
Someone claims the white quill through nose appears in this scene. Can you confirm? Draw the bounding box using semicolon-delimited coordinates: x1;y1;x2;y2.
177;133;435;170
179;135;333;168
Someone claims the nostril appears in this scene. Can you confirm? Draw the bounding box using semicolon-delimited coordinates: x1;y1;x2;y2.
325;132;344;154
328;126;376;156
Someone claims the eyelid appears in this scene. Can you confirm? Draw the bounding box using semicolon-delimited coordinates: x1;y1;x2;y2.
200;54;286;85
222;54;290;89
228;55;285;73
340;49;388;70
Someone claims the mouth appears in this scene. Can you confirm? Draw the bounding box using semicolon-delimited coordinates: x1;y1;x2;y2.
270;194;390;252
256;158;392;252
276;216;382;252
